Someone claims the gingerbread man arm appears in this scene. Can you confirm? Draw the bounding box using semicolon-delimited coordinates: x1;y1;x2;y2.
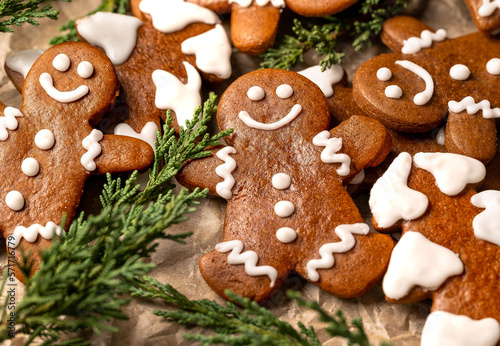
329;115;392;183
177;145;230;197
93;134;154;175
381;15;438;53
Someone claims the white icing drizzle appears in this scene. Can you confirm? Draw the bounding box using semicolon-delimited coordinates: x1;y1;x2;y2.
385;85;403;99
5;190;24;211
449;64;471;80
10;221;63;248
369;152;428;228
0;107;23;141
276;227;297;243
401;29;447;54
297;64;344;98
34;129;55;150
81;129;103;171
276;84;294;99
307;223;369;282
274;200;295;218
238;104;302;130
395;60;434;105
77;61;94;79
22;157;40;177
247;86;265;101
272;173;291;190
113;122;159;151
215;146;237;199
479;0;500;17
39;73;89;103
421;311;500;346
471;190;500;246
215;240;278;287
181;24;232;79
448;96;500;119
413;152;486;196
229;0;285;8
76;12;143;66
383;231;464;300
139;0;220;33
152;62;202;129
486;58;500;75
52;54;71;72
312;131;350;176
376;67;392;81
5;49;44;78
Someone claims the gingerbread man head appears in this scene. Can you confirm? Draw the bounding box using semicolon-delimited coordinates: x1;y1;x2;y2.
370;151;500;344
353;15;500;164
178;69;394;302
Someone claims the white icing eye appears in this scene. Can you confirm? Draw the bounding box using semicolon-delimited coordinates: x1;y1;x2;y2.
377;67;392;81
53;54;71;72
385;85;403;99
449;64;470;80
486;58;500;75
247;86;265;101
276;84;294;99
77;61;94;79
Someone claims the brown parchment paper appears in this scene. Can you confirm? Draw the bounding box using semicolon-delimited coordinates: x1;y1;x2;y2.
0;0;478;345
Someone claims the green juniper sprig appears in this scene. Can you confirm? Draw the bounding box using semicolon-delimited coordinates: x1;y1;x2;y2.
132;276;377;346
49;0;130;45
0;0;70;33
260;0;411;71
0;94;230;345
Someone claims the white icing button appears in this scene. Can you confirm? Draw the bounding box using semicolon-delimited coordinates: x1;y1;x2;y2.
276;227;297;243
377;67;392;81
35;129;55;150
21;157;40;177
274;200;295;218
52;54;71;72
77;61;94;79
6;191;24;211
385;85;403;99
486;58;500;75
272;173;291;190
276;84;294;99
449;64;471;80
247;86;265;101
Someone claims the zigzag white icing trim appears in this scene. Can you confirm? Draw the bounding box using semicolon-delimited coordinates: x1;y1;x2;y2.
81;129;103;172
215;146;237;199
306;223;370;282
312;130;351;176
401;29;447;54
215;240;278;287
448;96;500;119
11;221;63;248
0;107;23;141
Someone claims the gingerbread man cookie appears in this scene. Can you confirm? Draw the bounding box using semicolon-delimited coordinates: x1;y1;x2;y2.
73;0;232;147
369;152;500;344
177;69;394;302
0;42;153;279
353;15;500;164
464;0;500;33
188;0;357;55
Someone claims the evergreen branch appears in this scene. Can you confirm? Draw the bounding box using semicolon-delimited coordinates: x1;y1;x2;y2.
49;0;129;45
131;276;319;346
0;94;229;344
0;0;70;33
260;0;411;70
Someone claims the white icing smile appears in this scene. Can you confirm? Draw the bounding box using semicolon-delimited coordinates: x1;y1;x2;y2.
238;104;302;130
40;73;89;103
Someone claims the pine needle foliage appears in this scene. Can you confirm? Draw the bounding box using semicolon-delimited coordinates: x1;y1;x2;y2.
260;0;411;71
49;0;129;45
0;94;230;345
132;276;377;346
0;0;70;33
